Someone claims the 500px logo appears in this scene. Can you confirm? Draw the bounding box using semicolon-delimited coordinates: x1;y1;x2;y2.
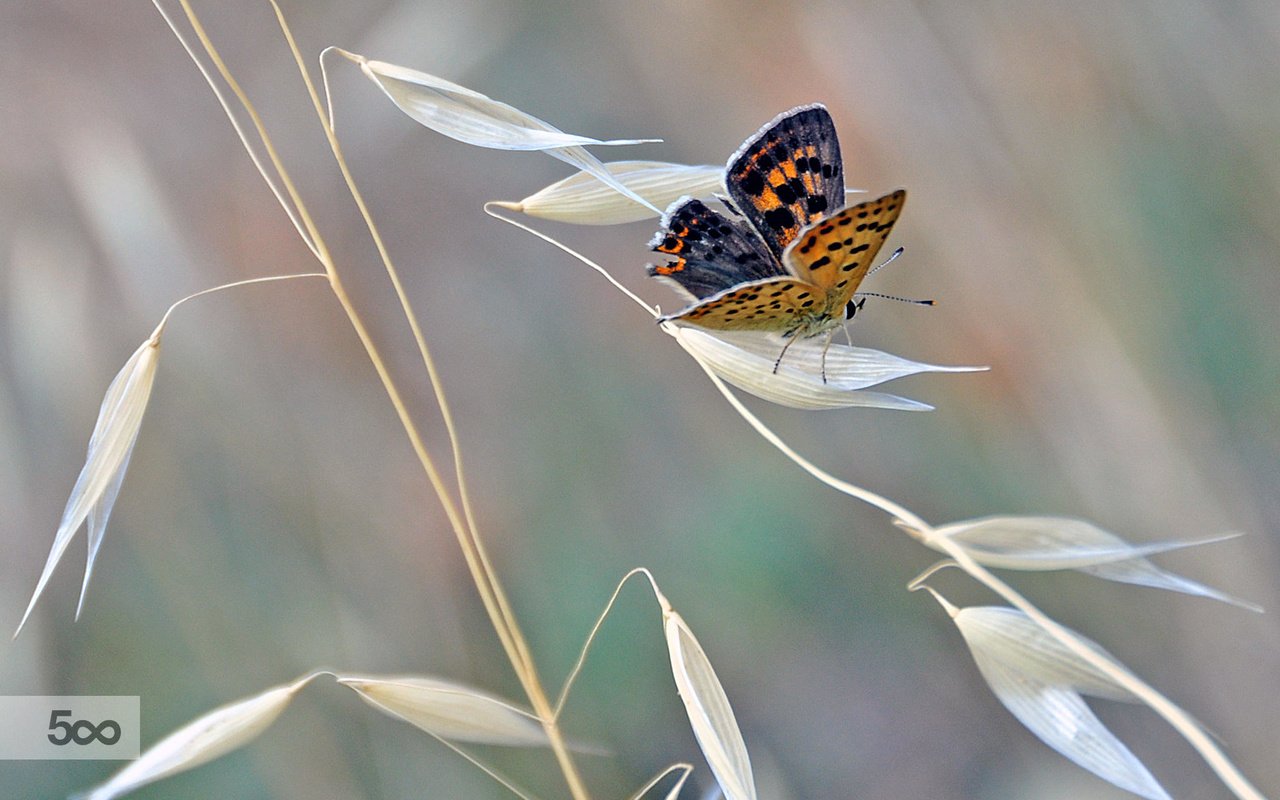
46;710;122;746
0;696;138;760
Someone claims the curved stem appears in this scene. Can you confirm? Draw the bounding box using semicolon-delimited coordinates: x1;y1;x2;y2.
152;273;327;339
554;568;657;719
420;736;540;800
484;204;660;319
682;340;931;530
628;763;692;800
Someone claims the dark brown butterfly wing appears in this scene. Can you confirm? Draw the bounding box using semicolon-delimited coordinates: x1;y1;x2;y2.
647;198;784;301
725;104;845;262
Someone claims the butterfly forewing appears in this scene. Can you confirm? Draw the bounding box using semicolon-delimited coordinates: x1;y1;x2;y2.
659;277;830;331
648;198;785;300
725;105;845;262
785;189;906;308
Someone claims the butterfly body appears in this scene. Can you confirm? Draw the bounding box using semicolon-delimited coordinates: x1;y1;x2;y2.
648;105;905;346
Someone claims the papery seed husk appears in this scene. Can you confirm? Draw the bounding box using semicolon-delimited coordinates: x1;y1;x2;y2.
513;161;723;225
664;610;757;800
18;338;159;634
361;59;660;211
934;516;1260;609
672;327;934;411
710;330;985;390
81;677;309;800
957;607;1134;701
967;650;1170;800
338;674;550;747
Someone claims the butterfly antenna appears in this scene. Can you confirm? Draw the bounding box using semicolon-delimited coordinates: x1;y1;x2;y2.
714;193;745;218
865;246;905;276
855;291;935;307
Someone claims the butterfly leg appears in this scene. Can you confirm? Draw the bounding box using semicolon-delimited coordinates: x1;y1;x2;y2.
772;334;799;374
820;330;837;384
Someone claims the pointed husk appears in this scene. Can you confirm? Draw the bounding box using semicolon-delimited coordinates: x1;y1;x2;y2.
671;327;983;410
17;336;160;635
664;607;757;800
359;58;660;212
955;607;1170;800
933;516;1260;610
501;161;723;225
78;676;312;800
337;674;551;747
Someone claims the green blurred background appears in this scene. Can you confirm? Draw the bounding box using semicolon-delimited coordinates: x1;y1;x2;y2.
2;1;1278;798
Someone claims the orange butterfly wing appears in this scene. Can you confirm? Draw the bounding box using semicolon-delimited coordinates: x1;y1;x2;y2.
659;277;828;332
784;189;906;308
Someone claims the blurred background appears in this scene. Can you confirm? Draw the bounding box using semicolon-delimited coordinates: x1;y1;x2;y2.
2;1;1278;798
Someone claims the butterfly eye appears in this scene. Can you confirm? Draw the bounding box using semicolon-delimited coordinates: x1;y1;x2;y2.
845;297;866;320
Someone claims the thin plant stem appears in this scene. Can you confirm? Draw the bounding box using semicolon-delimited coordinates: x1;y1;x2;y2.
308;43;535;679
627;763;692;800
423;735;541;800
153;273;328;337
484;204;659;318
554;567;659;719
679;337;930;529
152;1;318;260
166;0;506;677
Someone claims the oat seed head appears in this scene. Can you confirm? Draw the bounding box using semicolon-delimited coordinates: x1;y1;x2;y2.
77;674;316;800
16;336;160;637
951;605;1172;800
931;515;1261;611
358;57;662;213
337;674;555;748
670;326;982;410
664;608;757;800
503;161;724;225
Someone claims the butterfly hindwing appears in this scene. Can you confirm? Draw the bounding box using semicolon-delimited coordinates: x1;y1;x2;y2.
725;104;845;262
784;189;906;308
658;277;827;332
648;198;784;300
649;258;754;302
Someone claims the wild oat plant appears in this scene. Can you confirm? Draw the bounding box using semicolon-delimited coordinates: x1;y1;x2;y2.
12;3;1270;800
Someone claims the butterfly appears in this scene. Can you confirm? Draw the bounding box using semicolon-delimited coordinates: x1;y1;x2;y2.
647;104;906;372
